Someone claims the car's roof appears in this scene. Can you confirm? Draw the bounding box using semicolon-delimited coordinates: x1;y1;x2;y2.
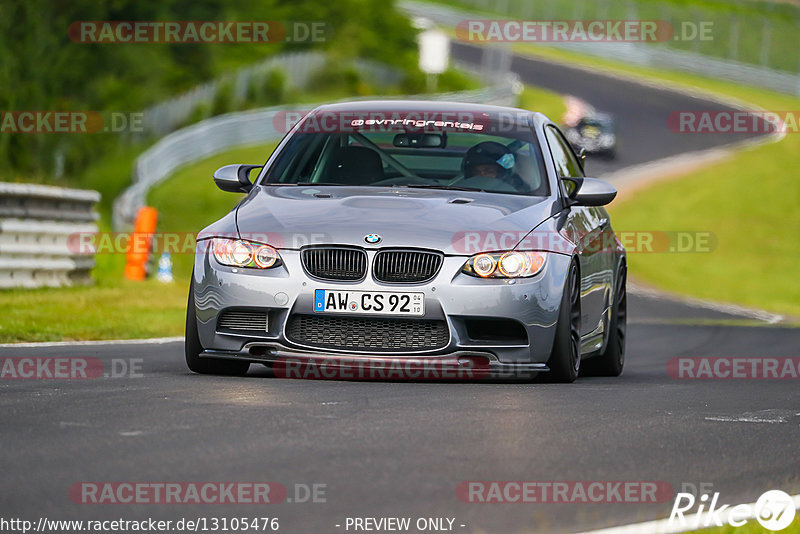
310;100;550;127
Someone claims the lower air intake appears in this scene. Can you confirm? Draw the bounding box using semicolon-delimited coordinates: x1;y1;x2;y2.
286;314;449;352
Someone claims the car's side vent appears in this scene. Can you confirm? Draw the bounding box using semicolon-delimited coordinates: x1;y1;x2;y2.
217;309;269;333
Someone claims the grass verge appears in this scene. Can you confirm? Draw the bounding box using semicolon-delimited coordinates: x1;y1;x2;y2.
518;84;567;121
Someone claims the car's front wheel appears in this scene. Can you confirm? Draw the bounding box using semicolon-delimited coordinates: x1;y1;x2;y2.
185;277;250;376
543;261;581;383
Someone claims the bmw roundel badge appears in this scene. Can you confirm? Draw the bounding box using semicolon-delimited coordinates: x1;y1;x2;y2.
364;234;382;244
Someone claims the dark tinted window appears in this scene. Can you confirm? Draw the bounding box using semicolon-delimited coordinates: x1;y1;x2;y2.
263;124;549;196
545;125;583;179
545;125;585;196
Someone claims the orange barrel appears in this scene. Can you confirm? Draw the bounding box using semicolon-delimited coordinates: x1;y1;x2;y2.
124;206;158;281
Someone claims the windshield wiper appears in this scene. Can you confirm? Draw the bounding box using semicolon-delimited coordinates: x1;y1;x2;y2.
396;184;486;193
265;182;486;192
266;182;352;186
295;182;353;186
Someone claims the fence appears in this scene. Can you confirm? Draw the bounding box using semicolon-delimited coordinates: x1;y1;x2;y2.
402;0;800;96
112;80;520;231
0;182;99;288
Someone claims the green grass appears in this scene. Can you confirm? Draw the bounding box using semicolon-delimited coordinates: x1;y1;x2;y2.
518;84;567;120
609;130;800;317
0;281;190;342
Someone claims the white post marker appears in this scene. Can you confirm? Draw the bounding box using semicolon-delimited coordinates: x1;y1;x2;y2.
418;28;449;92
156;252;174;283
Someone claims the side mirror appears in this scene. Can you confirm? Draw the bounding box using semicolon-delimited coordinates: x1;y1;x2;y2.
564;177;617;206
213;164;262;193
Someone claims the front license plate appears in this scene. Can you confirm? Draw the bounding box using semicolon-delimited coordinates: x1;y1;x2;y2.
314;289;424;316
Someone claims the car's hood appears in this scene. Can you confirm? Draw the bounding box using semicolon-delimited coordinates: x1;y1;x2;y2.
234;186;558;255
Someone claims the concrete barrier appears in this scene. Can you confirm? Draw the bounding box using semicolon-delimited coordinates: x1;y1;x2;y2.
0;182;100;288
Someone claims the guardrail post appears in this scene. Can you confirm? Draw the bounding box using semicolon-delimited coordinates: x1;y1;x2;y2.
760;18;771;67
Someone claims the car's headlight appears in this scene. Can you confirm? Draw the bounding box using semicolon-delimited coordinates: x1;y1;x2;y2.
461;251;546;278
212;238;281;269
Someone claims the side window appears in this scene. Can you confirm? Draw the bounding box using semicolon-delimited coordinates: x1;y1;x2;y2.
545;126;584;196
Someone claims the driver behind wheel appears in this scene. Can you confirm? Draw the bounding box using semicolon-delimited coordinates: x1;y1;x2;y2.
462;141;526;191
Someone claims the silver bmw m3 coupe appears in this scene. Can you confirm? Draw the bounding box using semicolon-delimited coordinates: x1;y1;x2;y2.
185;101;627;382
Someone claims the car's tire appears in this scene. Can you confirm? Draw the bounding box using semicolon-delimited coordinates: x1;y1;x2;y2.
543;261;582;383
185;277;250;376
586;264;626;377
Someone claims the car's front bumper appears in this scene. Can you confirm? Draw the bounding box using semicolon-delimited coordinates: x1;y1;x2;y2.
193;246;572;368
201;346;549;380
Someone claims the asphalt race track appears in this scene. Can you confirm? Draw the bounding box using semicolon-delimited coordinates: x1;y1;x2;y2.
1;49;798;534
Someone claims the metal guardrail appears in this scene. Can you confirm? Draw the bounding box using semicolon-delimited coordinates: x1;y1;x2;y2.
402;0;800;97
0;182;100;288
141;52;404;137
112;81;520;230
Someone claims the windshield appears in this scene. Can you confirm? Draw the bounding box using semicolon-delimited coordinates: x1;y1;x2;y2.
262;124;549;196
579;118;613;130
